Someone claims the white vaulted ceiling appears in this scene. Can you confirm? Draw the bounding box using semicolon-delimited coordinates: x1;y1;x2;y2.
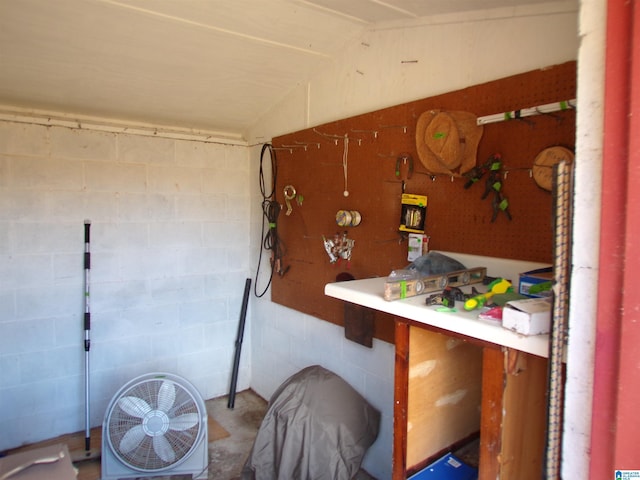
0;0;574;139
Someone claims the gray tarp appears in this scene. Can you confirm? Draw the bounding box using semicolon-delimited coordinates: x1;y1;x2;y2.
241;365;380;480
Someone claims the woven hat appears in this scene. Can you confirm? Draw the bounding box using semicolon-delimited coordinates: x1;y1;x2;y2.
532;146;574;191
415;110;484;176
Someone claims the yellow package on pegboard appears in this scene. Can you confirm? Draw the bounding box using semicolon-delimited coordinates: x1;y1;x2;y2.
399;193;427;233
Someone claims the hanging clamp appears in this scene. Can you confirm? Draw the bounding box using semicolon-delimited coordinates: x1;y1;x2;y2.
283;185;296;216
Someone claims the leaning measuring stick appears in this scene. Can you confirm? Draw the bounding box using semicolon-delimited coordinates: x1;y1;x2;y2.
83;220;91;455
228;278;251;409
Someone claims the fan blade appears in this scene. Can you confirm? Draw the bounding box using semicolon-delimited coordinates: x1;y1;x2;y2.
118;396;152;418
119;425;147;453
157;381;176;412
169;413;199;431
153;434;176;463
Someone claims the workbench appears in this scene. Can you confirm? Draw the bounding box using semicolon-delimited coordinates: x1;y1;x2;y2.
325;252;552;480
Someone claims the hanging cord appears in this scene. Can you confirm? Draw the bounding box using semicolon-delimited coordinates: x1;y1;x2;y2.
342;135;350;197
254;143;285;298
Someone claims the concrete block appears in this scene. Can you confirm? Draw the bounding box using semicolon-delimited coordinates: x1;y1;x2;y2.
61;191;119;223
118;192;175;222
149;221;202;247
0;319;55;355
91;279;149;312
50;127;116;161
3;378;59;416
180;298;227;327
0;122;49;156
0;189;48;222
0;226;8;252
16;284;77;319
119;248;179;280
177;325;206;353
88;250;119;283
204;320;237;349
85;161;147;193
262;322;291;357
92;336;152;370
10;156;84;190
118;133;175;165
47;191;91;221
18;345;80;382
12;223;78;254
0;253;52;289
53;314;83;348
52;253;82;282
148;275;204;303
94;222;149;252
175;139;225;168
203;167;248;194
204;271;248;297
0;291;17;325
0;355;21;388
224;144;249;171
148;165;203;193
176;193;227;221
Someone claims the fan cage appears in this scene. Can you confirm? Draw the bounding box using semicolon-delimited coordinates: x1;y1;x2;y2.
105;373;206;473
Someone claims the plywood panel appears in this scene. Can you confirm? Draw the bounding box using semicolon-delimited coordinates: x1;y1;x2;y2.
271;62;576;336
406;326;483;468
500;352;548;479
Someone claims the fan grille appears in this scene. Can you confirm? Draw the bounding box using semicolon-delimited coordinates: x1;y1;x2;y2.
107;377;203;472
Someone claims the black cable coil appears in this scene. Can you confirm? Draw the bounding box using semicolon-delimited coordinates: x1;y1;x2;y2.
254;143;285;297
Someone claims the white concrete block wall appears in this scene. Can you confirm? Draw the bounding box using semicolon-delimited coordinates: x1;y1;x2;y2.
0;120;252;450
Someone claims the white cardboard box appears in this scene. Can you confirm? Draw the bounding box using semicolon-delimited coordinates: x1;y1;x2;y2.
502;297;552;335
407;234;429;261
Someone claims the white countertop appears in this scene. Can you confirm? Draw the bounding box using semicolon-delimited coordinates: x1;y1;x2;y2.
324;252;551;358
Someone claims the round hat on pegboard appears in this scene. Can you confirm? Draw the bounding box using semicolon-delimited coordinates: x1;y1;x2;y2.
532;146;574;191
415;110;484;176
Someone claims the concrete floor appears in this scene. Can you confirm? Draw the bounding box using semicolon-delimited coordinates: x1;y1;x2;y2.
204;389;269;480
3;388;381;480
1;389;268;480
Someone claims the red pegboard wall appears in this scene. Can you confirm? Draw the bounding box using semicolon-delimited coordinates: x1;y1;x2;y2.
270;62;576;341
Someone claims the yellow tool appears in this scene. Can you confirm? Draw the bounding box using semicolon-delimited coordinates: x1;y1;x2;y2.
464;278;512;311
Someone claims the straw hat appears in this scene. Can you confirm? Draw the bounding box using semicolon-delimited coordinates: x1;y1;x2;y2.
532;146;574;191
415;110;483;176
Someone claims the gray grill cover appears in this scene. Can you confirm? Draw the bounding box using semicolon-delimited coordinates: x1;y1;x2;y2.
241;365;380;480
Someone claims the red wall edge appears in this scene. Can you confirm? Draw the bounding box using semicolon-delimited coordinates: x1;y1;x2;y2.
590;0;637;477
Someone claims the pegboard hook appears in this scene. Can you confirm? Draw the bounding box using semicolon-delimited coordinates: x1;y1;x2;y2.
351;129;378;139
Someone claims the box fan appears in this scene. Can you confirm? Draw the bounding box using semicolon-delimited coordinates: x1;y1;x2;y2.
101;372;208;479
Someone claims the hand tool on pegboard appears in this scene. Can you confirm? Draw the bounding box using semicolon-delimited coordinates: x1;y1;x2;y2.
395;153;414;192
465;153;512;222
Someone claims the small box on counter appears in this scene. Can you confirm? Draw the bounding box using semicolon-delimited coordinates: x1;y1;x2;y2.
408;452;478;480
502;297;552;335
519;267;553;297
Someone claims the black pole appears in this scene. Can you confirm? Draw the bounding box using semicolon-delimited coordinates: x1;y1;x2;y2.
228;278;251;409
83;220;91;453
